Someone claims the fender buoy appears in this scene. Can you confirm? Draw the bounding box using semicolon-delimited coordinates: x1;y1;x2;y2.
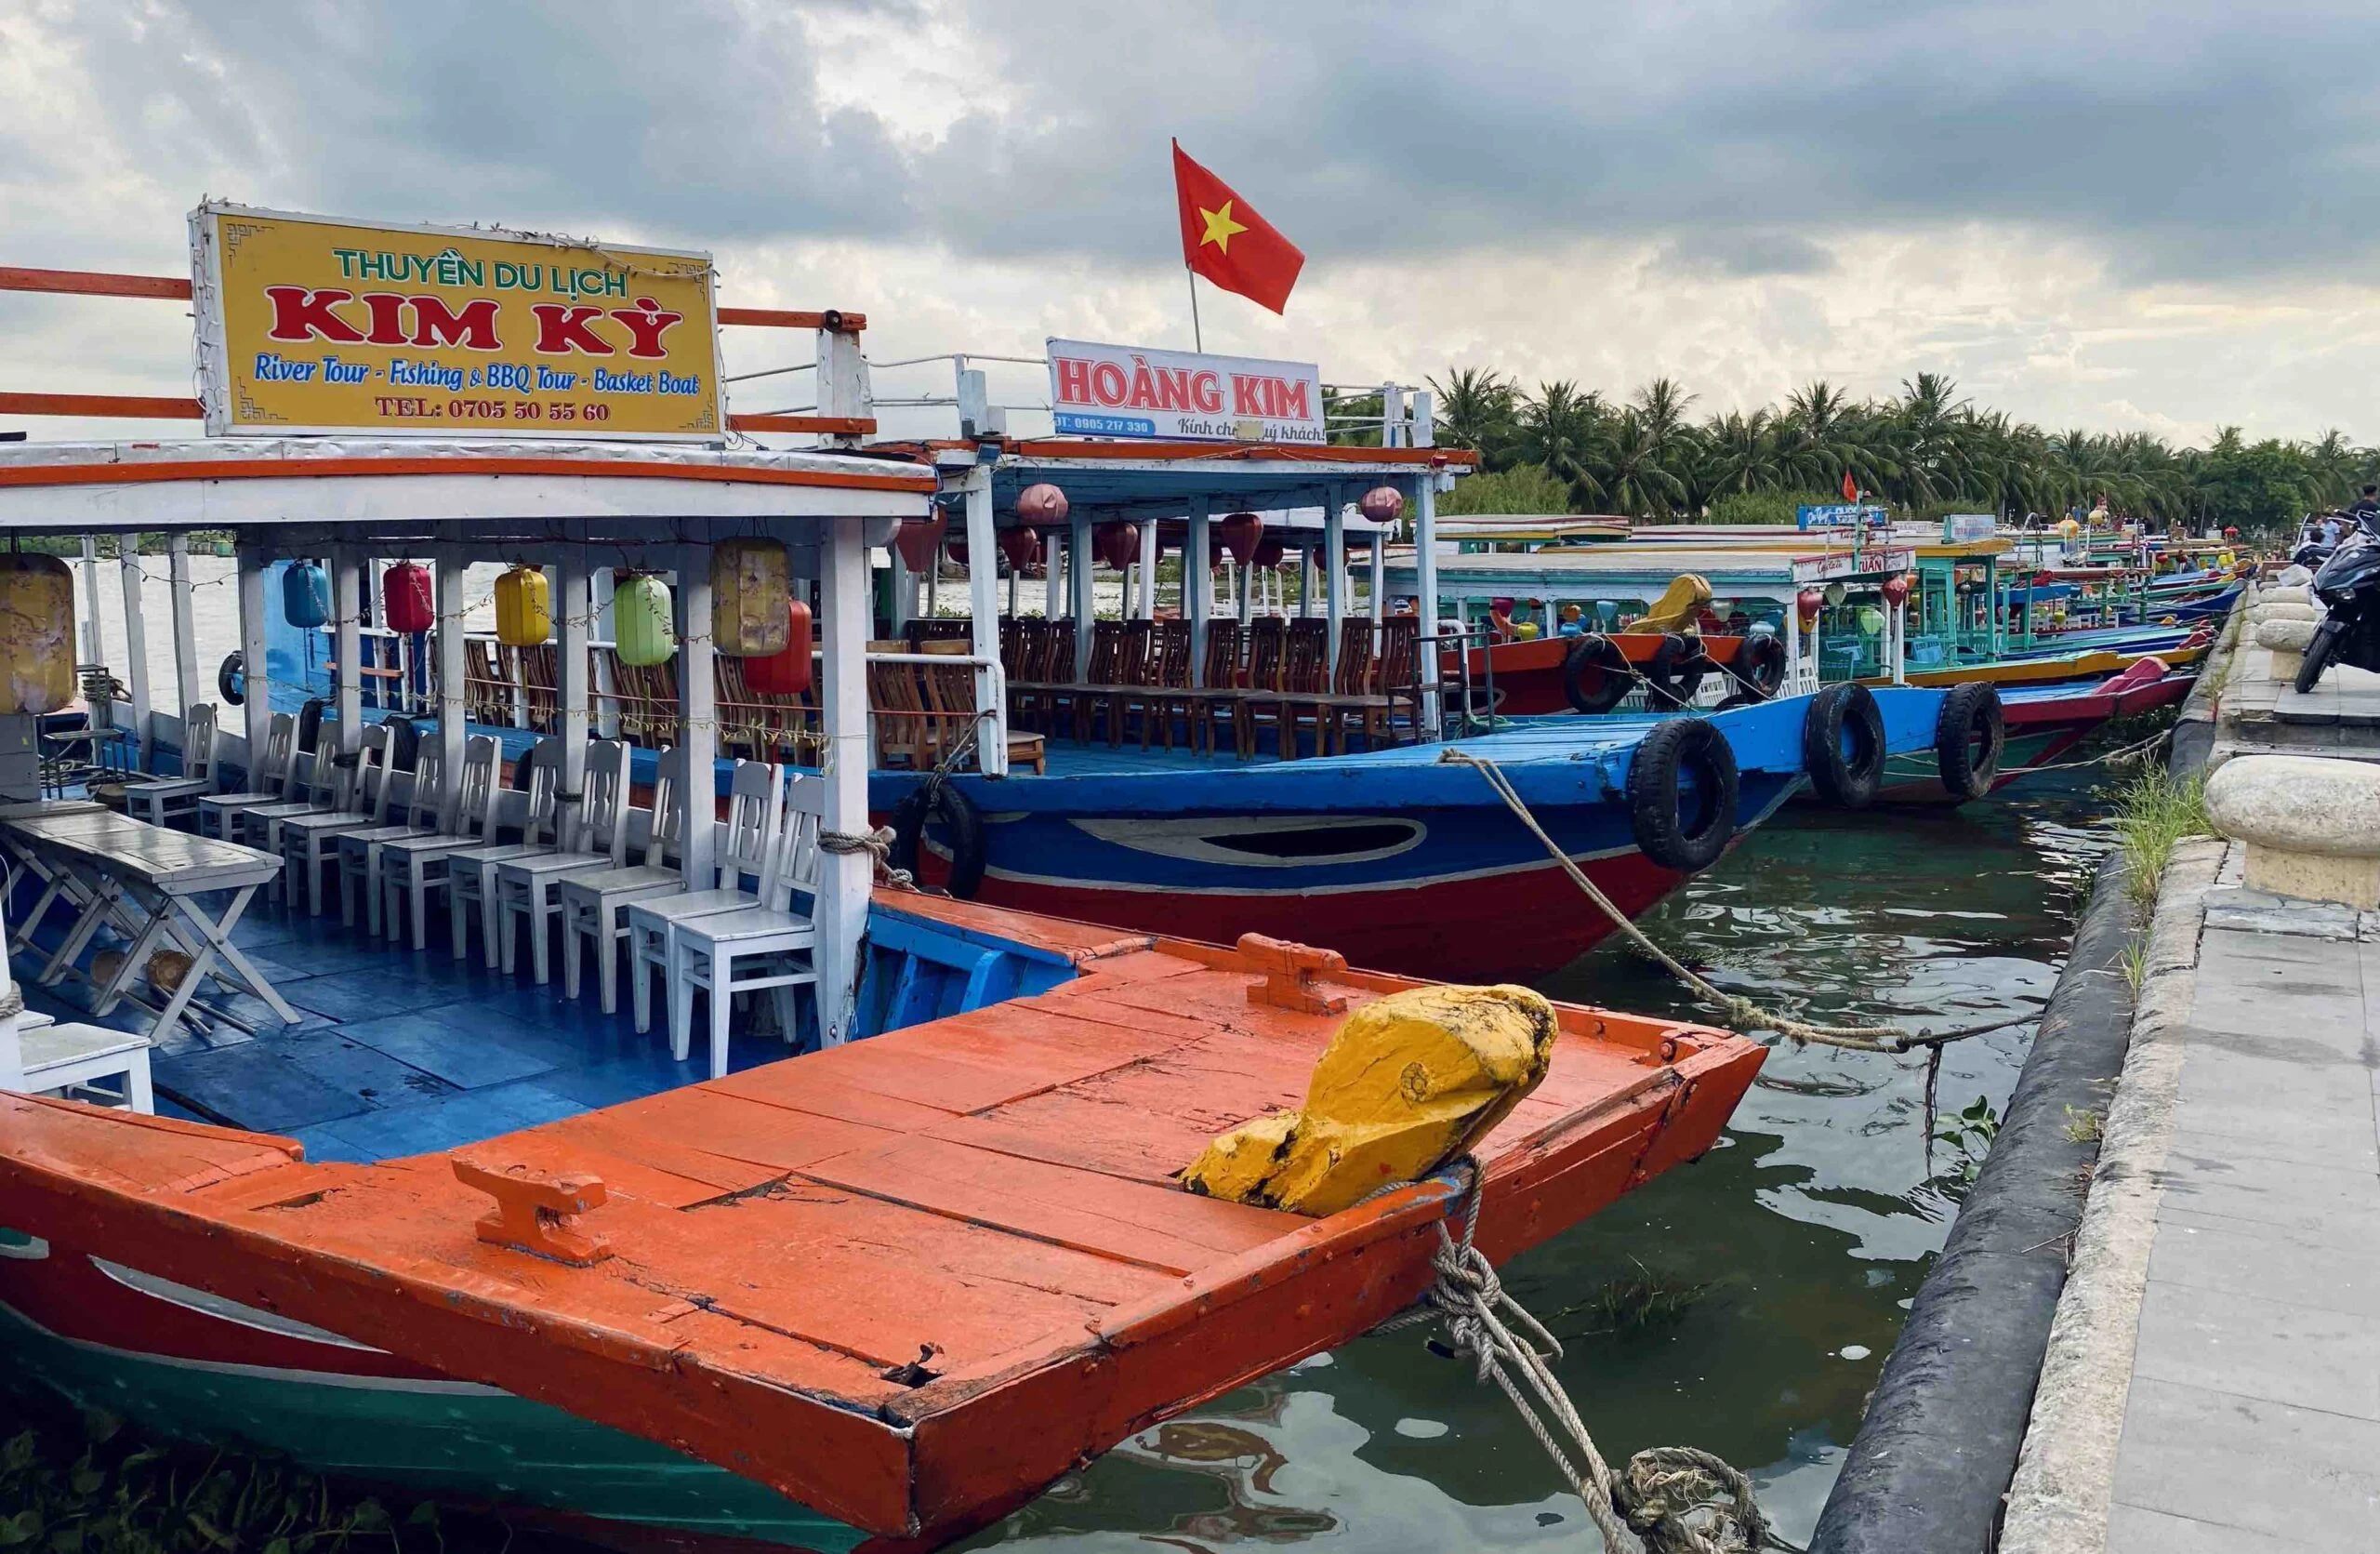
296;697;325;755
1626;716;1739;872
1802;683;1885;809
217;651;244;707
1736;633;1788;699
1643;634;1709;710
1933;683;2004;803
1561;634;1633;714
889;781;987;898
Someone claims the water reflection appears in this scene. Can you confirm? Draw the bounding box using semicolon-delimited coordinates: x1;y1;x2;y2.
959;772;2115;1552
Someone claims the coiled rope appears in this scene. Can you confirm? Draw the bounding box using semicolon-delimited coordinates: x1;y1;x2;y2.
1377;1161;1800;1554
1438;749;2040;1053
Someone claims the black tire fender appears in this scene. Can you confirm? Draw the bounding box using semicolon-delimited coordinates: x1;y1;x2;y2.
889;781;988;899
1644;633;1710;709
1626;715;1739;873
217;651;244;707
1803;682;1885;809
1561;633;1633;714
1737;633;1788;698
1933;683;2005;802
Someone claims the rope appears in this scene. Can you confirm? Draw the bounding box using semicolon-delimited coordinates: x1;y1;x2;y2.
1374;1161;1799;1554
1438;749;2040;1053
819;823;914;890
1995;723;2172;777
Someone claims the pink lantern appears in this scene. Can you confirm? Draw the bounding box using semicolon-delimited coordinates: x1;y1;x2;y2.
1095;522;1141;571
1882;574;1912;607
1358;485;1405;524
1217;511;1265;566
1796;588;1823;624
998;525;1041;572
1016;483;1070;525
893;513;945;572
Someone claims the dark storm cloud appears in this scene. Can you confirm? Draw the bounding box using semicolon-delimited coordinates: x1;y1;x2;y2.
15;0;2380;282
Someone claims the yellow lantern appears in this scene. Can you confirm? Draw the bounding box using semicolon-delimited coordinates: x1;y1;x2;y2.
615;573;677;667
0;554;76;716
710;538;791;657
494;564;552;647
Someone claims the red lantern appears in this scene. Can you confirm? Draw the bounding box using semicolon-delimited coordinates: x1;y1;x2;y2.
1882;574;1912;607
1095;522;1140;571
743;601;814;696
998;525;1041;572
893;513;945;572
1796;589;1823;623
1358;485;1404;524
1217;511;1265;566
1253;537;1286;570
1016;483;1069;525
381;561;433;634
945;529;968;564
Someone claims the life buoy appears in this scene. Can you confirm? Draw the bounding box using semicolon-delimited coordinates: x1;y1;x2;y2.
1736;633;1788;699
1933;683;2004;803
1644;634;1710;710
1802;682;1885;809
217;651;244;707
889;781;987;898
1561;634;1633;714
1627;716;1739;872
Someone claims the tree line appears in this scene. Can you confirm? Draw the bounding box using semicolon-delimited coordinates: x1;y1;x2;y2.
1349;369;2366;535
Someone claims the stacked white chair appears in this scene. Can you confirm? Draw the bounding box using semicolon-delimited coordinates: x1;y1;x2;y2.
334;741;448;932
446;738;565;966
278;724;393;914
374;735;502;951
627;761;784;1037
121;704;218;829
554;748;690;1013
667;775;826;1078
196;711;297;841
493;740;633;983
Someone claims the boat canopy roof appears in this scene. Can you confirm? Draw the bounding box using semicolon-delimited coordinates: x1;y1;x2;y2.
0;436;936;540
1434;513;1632;543
1384;541;1919;603
892;437;1471;525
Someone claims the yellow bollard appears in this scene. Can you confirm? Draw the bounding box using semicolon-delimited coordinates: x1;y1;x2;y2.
1183;983;1558;1216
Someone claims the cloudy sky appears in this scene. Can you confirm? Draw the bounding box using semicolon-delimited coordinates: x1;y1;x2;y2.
7;0;2380;445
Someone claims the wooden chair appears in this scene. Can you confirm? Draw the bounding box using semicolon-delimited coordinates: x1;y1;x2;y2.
122;704;218;828
495;739;634;984
1068;622;1123;744
867;640;934;770
278;724;394;915
557;747;690;1014
1353;616;1427;749
1303;620;1380;758
374;735;502;951
446;737;566;966
197;711;298;841
666;775;826;1077
1026;620;1078;737
917;640;1044;775
521;644;561;733
1189;620;1245;757
628;760;786;1036
1134;620;1195;751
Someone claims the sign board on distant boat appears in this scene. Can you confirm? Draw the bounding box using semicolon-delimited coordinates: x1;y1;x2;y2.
1046;339;1324;444
1796;503;1891;531
1942;513;1997;543
190;202;722;440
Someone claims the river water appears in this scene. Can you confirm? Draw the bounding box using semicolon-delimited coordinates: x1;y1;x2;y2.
959;772;2116;1553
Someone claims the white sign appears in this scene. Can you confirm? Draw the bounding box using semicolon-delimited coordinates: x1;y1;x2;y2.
1046;339;1324;444
1942;513;1997;543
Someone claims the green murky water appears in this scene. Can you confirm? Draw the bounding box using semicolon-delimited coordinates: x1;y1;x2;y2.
964;771;2117;1552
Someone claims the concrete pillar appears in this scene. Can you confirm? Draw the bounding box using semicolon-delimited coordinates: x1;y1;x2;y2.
815;515;872;1046
119;536;152;768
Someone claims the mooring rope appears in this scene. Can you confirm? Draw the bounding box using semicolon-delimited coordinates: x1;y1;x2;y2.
1995;723;2172;778
1438;749;2040;1053
1376;1160;1801;1554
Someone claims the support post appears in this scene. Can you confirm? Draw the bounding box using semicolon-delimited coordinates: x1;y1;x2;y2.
78;537;102;666
591;565;618;737
236;542;272;788
1239;540;1257;623
961;472;1007;777
434;547;468;823
816;515;872;1046
1324;486;1345;678
558;547;589;846
167;534;202;719
1298;540;1314;618
1138;519;1158;620
1415;474;1442;737
1069;507;1094;668
333;548;362;767
1186;496;1211;685
1369;532;1386;623
1043;532;1062;618
888;546;912;634
119;536;152;769
680;543;718;889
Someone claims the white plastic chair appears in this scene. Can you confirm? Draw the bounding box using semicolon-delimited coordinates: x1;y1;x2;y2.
447;738;566;966
375;736;502;951
122;705;218;828
0;906;151;1112
240;734;346;899
667;775;825;1078
627;760;785;1036
197;711;297;840
554;748;690;1013
494;740;632;984
335;741;447;931
278;724;393;915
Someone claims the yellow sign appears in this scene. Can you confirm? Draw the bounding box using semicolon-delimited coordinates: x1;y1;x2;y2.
192;203;721;441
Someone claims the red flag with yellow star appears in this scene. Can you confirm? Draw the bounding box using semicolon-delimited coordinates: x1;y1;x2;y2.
1173;139;1305;315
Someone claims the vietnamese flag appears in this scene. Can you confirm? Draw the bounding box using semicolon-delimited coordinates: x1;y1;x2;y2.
1841;470;1859;502
1173;139;1305;315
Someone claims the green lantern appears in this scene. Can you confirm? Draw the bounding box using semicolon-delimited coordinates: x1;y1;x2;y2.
615;573;677;667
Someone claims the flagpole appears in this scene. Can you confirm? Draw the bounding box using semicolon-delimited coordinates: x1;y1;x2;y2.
1185;264;1204;353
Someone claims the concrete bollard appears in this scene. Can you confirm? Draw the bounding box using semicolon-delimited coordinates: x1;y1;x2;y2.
2205;753;2380;909
2259;584;2313;606
2250;601;2319;623
2254;617;2319;680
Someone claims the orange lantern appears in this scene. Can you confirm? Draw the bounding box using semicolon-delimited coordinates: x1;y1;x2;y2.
893;513;945;572
744;600;814;696
1016;483;1069;525
1095;522;1140;571
1218;512;1264;566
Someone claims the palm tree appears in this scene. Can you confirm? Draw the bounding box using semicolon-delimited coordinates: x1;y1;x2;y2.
1426;367;1519;464
1604;410;1690;517
1700;408;1785;502
1516;381;1609;508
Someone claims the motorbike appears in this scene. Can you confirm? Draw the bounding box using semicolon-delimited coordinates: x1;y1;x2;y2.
2295;520;2380;692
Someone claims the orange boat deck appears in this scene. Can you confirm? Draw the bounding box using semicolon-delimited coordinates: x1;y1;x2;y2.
0;897;1762;1545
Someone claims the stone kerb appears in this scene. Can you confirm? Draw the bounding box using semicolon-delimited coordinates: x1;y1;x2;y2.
2203;752;2380;908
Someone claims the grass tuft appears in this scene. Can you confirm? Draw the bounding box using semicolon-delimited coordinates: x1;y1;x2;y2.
2113;769;2210;915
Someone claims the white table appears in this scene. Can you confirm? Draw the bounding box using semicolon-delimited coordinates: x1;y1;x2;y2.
3;806;298;1040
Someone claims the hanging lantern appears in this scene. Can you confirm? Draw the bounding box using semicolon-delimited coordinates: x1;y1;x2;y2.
1822;581;1848;607
614;573;677;667
711;538;791;657
282;561;331;630
1882;574;1912;608
1252;537;1286;570
1095;522;1140;571
893;513;945;573
1217;511;1265;566
0;555;74;716
1358;485;1405;525
1857;606;1886;636
1796;589;1823;624
494;564;552;647
998;525;1041;572
744;600;814;697
1016;483;1070;525
945;528;968;565
381;561;433;634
